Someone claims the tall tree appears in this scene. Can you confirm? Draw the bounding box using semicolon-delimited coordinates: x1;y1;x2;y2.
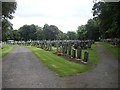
2;2;17;41
85;18;100;40
12;30;21;41
18;24;37;41
77;25;87;40
43;24;61;40
66;31;77;40
36;26;43;40
92;2;119;38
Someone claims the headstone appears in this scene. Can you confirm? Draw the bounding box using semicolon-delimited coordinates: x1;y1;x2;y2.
68;44;71;55
88;41;91;48
84;51;89;62
77;46;82;59
60;45;62;53
72;46;76;58
62;46;65;54
56;42;59;52
49;43;52;51
64;43;67;54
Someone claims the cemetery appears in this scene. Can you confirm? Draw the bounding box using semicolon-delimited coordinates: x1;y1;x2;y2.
0;39;99;76
1;1;119;88
1;38;119;77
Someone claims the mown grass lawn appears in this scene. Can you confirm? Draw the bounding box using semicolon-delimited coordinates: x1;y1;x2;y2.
0;44;13;59
26;43;99;77
102;42;120;62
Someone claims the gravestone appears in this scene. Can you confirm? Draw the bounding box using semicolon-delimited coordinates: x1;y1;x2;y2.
84;51;89;63
49;43;52;51
60;45;62;53
68;44;71;56
64;43;67;54
62;45;65;54
72;46;76;58
56;42;59;52
77;46;82;59
88;41;91;48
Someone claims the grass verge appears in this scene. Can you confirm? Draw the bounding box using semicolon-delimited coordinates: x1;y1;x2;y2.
26;43;99;77
0;44;13;59
102;42;120;62
82;43;99;64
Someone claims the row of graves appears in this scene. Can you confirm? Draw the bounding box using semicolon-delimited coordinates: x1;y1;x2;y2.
6;39;95;64
101;38;120;47
53;40;94;64
28;40;94;64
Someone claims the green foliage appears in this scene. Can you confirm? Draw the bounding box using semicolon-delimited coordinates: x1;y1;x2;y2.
2;2;17;19
77;18;100;41
18;24;37;41
12;30;21;41
66;31;77;40
43;24;61;40
92;2;119;38
2;2;17;41
85;18;100;40
77;25;86;40
36;26;43;40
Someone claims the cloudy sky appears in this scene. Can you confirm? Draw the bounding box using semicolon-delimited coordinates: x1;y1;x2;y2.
11;0;94;33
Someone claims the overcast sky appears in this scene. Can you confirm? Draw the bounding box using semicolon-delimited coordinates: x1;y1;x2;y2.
10;0;94;33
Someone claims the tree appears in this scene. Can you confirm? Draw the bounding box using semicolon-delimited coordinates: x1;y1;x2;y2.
12;30;21;41
77;25;87;40
57;30;65;40
2;19;13;41
43;24;61;40
2;2;17;41
92;2;119;38
2;2;17;19
18;24;37;41
36;26;43;40
85;18;100;40
28;24;37;40
66;31;77;40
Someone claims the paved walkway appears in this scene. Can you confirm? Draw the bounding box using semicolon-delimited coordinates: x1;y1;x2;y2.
61;42;118;88
2;43;118;88
2;46;65;88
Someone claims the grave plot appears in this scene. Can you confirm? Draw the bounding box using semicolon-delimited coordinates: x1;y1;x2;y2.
23;40;97;64
25;40;99;77
49;40;95;64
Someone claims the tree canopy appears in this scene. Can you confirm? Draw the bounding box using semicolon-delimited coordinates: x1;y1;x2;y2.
17;24;66;41
2;1;119;41
66;31;77;40
2;2;17;41
92;2;119;38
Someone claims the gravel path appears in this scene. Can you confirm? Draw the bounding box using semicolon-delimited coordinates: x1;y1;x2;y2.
61;42;118;88
2;46;65;88
2;43;118;88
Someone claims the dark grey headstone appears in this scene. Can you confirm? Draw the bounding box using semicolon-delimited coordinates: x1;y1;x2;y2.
84;51;89;62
